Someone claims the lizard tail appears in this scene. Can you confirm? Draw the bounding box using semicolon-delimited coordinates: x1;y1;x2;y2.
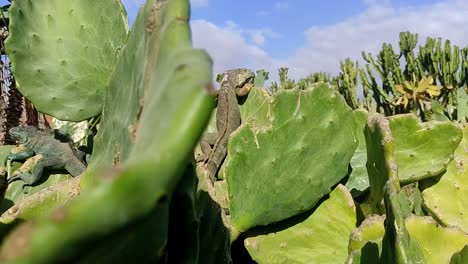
206;162;219;182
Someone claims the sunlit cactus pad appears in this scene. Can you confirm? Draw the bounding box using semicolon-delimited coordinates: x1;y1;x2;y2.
6;0;129;121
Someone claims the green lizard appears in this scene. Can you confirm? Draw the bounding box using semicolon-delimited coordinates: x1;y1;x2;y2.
4;126;87;187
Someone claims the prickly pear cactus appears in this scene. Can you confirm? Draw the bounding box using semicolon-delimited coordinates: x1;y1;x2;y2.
406;215;468;264
389;114;462;183
451;245;468;264
365;113;395;213
365;113;425;263
6;0;129;121
422;125;468;233
245;185;356;264
346;109;369;195
254;70;269;87
346;215;385;263
0;0;214;262
346;215;468;264
226;83;358;231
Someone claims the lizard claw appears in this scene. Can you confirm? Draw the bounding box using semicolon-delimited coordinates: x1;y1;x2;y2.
4;156;12;167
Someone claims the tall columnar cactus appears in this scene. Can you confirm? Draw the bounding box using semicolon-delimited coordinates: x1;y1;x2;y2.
357;32;467;121
336;58;360;109
5;0;129;121
361;43;403;116
297;72;331;90
0;0;214;262
399;32;419;81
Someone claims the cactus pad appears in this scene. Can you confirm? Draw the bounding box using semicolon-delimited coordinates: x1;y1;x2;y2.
6;0;129;121
245;185;356;264
406;215;468;264
227;84;358;231
346;215;385;263
422;126;468;233
389;114;463;183
365;113;396;213
0;0;214;262
346;109;369;194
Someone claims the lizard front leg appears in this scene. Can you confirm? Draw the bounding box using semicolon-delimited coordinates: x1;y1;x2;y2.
65;159;87;177
235;82;254;97
7;157;58;187
4;148;34;166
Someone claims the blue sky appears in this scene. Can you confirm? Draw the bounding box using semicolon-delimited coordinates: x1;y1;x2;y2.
144;0;467;82
5;0;466;82
188;0;443;60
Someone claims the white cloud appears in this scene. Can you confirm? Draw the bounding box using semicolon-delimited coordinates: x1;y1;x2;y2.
191;0;468;83
191;20;280;79
283;0;468;80
274;1;289;10
191;0;209;8
256;10;270;17
362;0;391;7
248;29;282;46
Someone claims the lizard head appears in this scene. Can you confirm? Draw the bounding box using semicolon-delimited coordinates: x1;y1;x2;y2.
9;126;38;145
221;68;255;89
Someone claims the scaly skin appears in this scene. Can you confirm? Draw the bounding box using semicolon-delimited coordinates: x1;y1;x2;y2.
4;126;87;187
197;68;254;181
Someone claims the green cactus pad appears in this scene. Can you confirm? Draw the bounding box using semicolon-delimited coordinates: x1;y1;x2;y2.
245;185;356;264
450;245;468;264
365;113;396;213
0;0;213;262
239;86;271;128
381;179;425;263
389;114;463;183
6;0;129;121
406;215;468;264
346;215;385;263
422;126;468;233
227;84;358;231
0;174;74;223
365;113;425;262
346;109;369;194
346;215;468;264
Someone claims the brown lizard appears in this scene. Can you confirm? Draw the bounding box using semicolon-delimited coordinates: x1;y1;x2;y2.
196;68;254;181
